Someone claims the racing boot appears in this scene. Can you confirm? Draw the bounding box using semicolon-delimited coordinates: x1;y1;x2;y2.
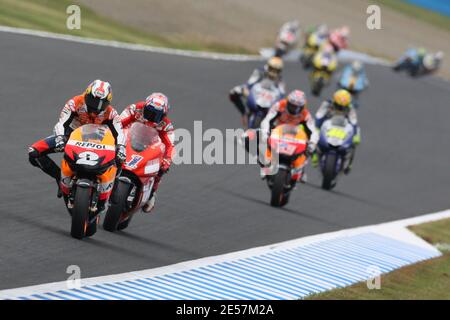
311;152;319;168
143;193;156;213
299;170;308;184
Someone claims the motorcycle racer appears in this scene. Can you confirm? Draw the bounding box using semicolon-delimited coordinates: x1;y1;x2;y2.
300;24;329;68
260;90;318;183
120;92;175;213
28;80;126;210
328;26;350;52
312;89;361;173
422;51;444;75
229;57;286;127
274;20;301;57
337;60;369;107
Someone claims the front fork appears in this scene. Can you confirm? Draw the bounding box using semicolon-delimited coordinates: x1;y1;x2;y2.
66;179;100;223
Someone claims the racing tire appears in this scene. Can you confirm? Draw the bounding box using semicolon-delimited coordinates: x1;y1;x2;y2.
322;153;337;190
103;181;130;232
270;168;288;207
70;186;92;239
312;78;324;97
85;221;97;237
117;216;133;231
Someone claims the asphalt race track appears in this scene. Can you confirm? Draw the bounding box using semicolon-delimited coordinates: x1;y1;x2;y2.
1;31;450;290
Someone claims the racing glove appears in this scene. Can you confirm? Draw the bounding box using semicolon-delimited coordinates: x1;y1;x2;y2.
307;141;317;155
54;135;67;152
115;144;127;164
160;158;171;174
352;134;361;145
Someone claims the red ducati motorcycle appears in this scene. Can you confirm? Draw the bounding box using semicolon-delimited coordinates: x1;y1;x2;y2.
103;122;165;231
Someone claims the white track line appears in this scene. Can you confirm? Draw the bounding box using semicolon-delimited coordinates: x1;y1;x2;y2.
0;26;261;61
0;26;390;65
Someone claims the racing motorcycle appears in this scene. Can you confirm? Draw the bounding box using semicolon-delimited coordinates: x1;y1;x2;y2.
309;50;337;96
274;22;300;57
263;124;308;207
316;115;355;190
300;32;326;69
61;124;117;239
392;48;423;77
337;68;367;108
103;122;165;232
244;79;284;129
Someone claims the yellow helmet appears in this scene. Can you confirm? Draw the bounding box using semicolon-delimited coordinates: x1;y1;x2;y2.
332;89;352;111
266;57;284;80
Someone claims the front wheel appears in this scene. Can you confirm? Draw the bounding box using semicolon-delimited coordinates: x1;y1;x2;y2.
311;75;324;96
71;186;92;239
270;168;289;207
322;153;337;190
103;181;131;232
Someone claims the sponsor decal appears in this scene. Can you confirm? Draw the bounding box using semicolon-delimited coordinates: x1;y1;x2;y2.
67;139;115;151
125;154;143;169
144;159;160;174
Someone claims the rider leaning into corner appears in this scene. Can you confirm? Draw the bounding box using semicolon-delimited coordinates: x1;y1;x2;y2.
312;89;361;174
120;92;175;213
229;57;286;128
28;80;127;213
260;90;319;184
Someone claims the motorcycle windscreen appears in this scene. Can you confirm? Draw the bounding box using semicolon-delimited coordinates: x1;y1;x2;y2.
65;124;116;170
78;124;110;143
321;117;353;147
250;81;281;109
129;122;161;152
271;124;307;155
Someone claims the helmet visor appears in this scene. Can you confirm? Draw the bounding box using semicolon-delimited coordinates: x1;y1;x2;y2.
85;94;108;114
334;102;348;112
267;66;281;79
144;107;165;124
287;102;302;115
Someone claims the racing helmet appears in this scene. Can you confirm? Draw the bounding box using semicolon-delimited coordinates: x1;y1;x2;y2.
84;80;113;114
435;51;444;61
286;90;307;115
332;89;352;112
317;24;329;37
351;60;363;73
265;57;284;80
417;47;427;58
143;92;169;124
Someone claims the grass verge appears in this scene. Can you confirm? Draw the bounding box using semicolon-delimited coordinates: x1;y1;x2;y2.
374;0;450;32
307;218;450;299
0;0;252;54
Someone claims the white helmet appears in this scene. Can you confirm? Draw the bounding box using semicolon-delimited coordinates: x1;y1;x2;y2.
84;80;113;114
435;51;444;60
351;60;363;73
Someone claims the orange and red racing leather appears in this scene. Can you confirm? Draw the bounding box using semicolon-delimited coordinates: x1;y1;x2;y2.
54;95;126;146
261;98;319;145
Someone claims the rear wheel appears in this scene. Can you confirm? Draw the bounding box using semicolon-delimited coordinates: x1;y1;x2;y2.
103;181;130;232
71;186;92;239
117;216;133;231
322;153;337;190
85;218;98;237
312;76;324;96
270;168;289;207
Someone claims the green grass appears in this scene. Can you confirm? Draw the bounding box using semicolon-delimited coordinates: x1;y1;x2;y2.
375;0;450;32
307;218;450;299
0;0;252;54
